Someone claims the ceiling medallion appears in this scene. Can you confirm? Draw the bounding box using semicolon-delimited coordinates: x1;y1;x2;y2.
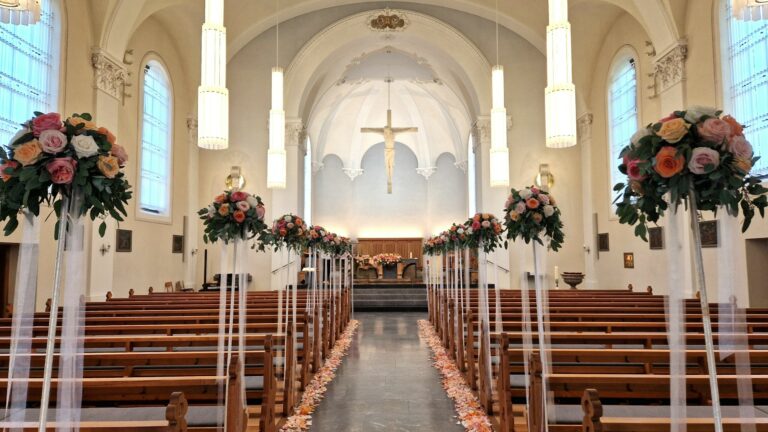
367;8;409;32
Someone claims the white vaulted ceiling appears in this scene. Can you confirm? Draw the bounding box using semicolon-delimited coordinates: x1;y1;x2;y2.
307;46;471;172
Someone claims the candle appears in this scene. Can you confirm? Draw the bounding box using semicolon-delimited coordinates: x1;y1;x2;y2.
554;266;559;277
409;251;413;259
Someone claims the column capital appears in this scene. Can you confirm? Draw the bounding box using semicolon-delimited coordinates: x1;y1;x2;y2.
471;116;491;150
416;166;437;180
91;47;128;101
285;119;307;150
653;39;688;94
343;168;364;181
577;112;594;144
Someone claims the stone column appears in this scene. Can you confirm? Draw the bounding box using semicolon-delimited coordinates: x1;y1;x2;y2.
87;47;127;300
472;116;511;289
270;119;306;290
578;113;598;289
184;117;200;289
653;40;695;298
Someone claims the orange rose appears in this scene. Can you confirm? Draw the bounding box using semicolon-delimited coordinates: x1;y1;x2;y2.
508;211;520;221
295;217;303;226
233;210;246;223
653;146;685;178
733;157;752;175
97;127;117;145
214;194;226;203
279;228;287;236
66;116;97;132
526;198;540;209
722;115;743;137
13;140;43;166
218;204;230;216
97;155;119;178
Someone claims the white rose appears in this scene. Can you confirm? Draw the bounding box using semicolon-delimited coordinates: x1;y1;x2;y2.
543;205;555;217
630;128;652;147
467;227;474;234
8;128;29;146
457;228;464;234
520;188;533;199
287;223;295;229
246;195;259;208
207;205;215;217
71;135;99;158
283;215;292;222
684;106;719;124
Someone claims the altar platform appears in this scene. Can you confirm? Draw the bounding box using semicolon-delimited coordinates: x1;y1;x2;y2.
352;281;492;311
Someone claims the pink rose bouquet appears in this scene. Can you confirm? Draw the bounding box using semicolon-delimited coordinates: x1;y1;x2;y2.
464;213;504;253
503;186;564;251
614;107;767;239
198;189;267;246
0;112;132;238
264;214;308;251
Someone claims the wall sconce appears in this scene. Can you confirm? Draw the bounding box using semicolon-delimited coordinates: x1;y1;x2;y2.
99;244;111;256
225;166;246;190
534;163;555;191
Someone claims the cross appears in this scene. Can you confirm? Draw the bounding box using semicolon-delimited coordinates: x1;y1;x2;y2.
361;109;418;194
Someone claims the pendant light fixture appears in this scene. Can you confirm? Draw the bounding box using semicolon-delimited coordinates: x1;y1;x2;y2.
197;0;229;150
267;0;287;189
490;0;509;187
545;0;577;148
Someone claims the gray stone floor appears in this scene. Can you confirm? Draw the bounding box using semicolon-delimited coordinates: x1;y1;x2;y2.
310;312;464;432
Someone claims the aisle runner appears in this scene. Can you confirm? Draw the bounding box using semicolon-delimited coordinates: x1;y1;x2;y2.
281;320;360;432
418;320;493;432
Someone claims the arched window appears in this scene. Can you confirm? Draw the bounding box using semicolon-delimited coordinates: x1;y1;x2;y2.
722;0;768;177
0;0;61;145
607;53;638;203
139;59;173;219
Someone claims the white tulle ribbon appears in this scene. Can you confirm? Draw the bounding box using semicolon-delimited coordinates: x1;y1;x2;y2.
517;243;534;432
477;242;492;404
717;211;756;427
56;191;86;431
665;204;687;432
532;241;553;430
4;211;40;430
216;242;230;427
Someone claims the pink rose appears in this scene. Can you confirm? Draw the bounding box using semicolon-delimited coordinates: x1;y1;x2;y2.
31;113;62;136
727;135;753;159
504;195;514;209
38;130;67;154
514;202;526;214
236;201;250;212
531;186;540;195
110;143;128;166
231;191;248;202
660;112;678;123
46;157;77;184
626;159;647;181
472;221;481;230
698;118;731;145
688;147;720;175
539;194;550;205
481;220;491;228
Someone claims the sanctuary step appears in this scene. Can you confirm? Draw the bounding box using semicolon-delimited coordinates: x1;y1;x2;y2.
353;283;427;311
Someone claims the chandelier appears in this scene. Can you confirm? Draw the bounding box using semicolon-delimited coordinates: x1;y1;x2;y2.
545;0;577;148
197;0;229;150
267;1;287;189
0;0;41;25
489;0;509;187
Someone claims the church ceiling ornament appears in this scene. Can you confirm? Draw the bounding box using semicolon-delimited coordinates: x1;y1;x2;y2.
91;48;128;102
367;8;410;32
343;168;364;181
416;167;437;180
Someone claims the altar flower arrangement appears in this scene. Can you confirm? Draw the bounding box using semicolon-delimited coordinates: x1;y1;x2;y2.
198;189;267;245
266;214;308;251
0;112;132;237
464;213;504;253
503;186;565;251
372;253;402;266
614;107;768;239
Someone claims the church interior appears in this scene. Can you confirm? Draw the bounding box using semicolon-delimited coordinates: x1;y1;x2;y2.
1;0;768;430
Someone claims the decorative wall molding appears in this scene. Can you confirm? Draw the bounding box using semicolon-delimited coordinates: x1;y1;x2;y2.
454;160;468;173
471;117;491;149
416;166;437;179
285;121;307;149
91;47;128;101
312;161;325;173
577;113;593;144
366;8;409;32
343;168;364;181
186;117;198;132
653;39;687;94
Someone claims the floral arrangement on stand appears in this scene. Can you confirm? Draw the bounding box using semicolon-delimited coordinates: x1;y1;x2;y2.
503;186;564;251
423;234;447;255
0;112;131;237
265;214;308;251
614;106;768;238
198;189;267;245
372;253;402;266
306;225;329;252
446;222;470;250
464;213;504;253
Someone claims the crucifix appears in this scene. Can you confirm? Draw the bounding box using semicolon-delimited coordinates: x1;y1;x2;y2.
361;79;418;194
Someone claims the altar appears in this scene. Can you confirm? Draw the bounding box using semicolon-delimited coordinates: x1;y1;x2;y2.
354;238;423;281
376;258;418;280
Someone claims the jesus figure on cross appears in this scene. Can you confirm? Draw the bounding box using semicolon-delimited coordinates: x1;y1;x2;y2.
361;109;418;194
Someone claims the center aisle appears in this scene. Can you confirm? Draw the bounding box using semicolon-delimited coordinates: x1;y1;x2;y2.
310;312;464;432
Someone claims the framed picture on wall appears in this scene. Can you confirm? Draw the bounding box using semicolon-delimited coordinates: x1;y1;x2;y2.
172;235;184;254
597;233;609;252
116;229;132;253
649;227;664;250
700;220;718;248
623;252;635;269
